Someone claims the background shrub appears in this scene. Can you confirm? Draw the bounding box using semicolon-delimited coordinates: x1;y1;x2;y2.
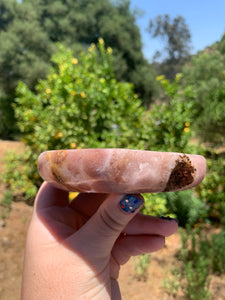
141;74;195;153
165;190;208;227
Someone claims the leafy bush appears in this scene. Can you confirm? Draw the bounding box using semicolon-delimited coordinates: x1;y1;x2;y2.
141;193;173;218
163;267;182;298
210;230;225;274
184;258;211;300
133;253;151;281
178;226;225;299
165;190;208;227
179;227;211;300
14;40;145;151
141;74;195;152
196;156;225;223
183;49;225;146
3;150;39;203
0;190;13;219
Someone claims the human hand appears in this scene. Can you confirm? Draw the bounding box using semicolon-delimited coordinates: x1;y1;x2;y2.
21;182;178;300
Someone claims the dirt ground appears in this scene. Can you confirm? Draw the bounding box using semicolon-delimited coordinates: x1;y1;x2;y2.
0;140;225;300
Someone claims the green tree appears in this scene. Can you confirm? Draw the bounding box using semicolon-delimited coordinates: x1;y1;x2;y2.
27;0;158;105
183;48;225;145
0;0;53;136
148;14;191;79
0;0;158;137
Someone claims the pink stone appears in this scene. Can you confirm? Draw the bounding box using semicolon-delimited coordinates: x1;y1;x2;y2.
37;149;207;193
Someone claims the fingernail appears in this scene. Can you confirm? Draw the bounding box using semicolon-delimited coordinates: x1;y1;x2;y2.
160;216;179;223
119;195;144;213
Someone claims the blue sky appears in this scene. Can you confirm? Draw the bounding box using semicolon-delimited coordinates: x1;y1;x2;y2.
130;0;225;61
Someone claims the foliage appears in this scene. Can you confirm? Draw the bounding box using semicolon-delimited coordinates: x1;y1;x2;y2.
133;253;151;281
184;258;211;300
3;149;39;203
0;90;16;138
196;156;225;223
182;49;225;146
4;40;147;201
0;0;158;137
165;190;208;227
140;74;194;152
141;193;168;217
0;190;13;219
162;267;182;298
210;230;225;274
178;226;225;298
14;40;145;150
218;32;225;54
0;0;53;136
25;0;157;102
148;14;191;79
179;227;211;300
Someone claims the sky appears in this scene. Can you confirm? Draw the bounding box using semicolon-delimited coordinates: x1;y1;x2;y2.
130;0;225;62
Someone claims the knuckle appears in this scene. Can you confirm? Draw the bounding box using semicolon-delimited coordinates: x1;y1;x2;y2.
98;208;124;234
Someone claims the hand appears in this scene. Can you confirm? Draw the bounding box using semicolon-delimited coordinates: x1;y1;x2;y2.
21;182;178;300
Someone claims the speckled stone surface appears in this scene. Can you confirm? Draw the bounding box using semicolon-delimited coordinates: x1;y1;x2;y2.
37;149;206;193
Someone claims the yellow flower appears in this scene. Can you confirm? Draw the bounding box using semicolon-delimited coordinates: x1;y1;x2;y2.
70;142;76;149
77;146;82;149
69;192;79;202
46;88;51;94
71;91;76;96
88;43;95;52
55;131;63;139
98;37;104;45
185;122;190;127
80;92;86;98
184;127;189;132
175;73;183;81
107;47;113;54
156;75;165;81
72;58;78;65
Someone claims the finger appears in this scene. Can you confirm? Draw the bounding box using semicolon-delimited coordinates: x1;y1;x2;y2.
69;193;108;217
66;194;144;257
124;214;178;237
34;182;69;211
112;235;165;265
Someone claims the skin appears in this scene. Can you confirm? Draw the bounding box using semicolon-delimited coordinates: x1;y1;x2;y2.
21;182;178;300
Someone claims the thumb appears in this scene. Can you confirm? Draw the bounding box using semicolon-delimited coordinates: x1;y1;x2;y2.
74;194;144;256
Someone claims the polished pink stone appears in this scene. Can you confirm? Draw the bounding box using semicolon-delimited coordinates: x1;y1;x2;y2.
37;149;206;193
